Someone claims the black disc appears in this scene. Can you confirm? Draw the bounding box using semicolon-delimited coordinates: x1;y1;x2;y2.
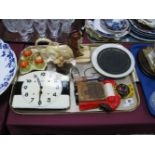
97;48;131;75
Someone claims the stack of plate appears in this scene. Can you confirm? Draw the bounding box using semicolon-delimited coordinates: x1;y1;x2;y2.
129;19;155;41
85;19;130;42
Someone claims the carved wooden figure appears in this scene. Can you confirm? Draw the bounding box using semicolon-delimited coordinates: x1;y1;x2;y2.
68;30;83;58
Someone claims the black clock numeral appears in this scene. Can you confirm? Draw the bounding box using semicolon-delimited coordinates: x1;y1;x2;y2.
47;98;51;103
41;72;46;76
31;98;34;102
27;79;32;83
53;92;57;96
24;85;28;89
25;92;28;97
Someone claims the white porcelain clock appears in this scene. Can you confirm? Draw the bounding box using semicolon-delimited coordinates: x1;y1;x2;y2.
12;71;70;109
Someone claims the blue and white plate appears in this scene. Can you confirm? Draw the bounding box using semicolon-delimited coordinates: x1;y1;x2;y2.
0;39;17;95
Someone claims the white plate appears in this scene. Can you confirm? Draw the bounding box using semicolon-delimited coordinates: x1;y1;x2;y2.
0;39;17;95
91;44;135;78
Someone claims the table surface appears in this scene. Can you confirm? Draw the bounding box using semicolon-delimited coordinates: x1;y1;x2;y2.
0;88;10;134
4;41;155;135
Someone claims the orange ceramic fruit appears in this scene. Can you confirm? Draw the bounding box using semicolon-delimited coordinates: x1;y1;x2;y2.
20;60;29;68
34;55;44;64
23;48;33;58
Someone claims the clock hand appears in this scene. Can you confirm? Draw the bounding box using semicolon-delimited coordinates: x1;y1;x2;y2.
36;76;43;105
36;76;42;87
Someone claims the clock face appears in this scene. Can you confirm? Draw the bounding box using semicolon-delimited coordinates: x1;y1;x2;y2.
21;71;63;105
12;71;70;109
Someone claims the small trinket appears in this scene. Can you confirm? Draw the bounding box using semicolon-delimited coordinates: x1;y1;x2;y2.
116;84;130;98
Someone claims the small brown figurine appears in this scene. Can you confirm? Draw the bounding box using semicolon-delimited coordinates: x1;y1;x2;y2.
68;30;83;58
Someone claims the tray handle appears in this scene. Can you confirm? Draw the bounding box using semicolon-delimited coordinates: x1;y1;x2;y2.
35;38;59;46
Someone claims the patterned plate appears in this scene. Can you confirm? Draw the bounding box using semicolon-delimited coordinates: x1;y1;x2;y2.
0;39;17;95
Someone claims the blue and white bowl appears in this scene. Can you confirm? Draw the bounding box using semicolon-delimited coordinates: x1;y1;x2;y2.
93;19;129;40
0;39;17;95
101;19;129;33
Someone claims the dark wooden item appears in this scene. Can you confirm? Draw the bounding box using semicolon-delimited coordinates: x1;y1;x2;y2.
68;30;83;58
